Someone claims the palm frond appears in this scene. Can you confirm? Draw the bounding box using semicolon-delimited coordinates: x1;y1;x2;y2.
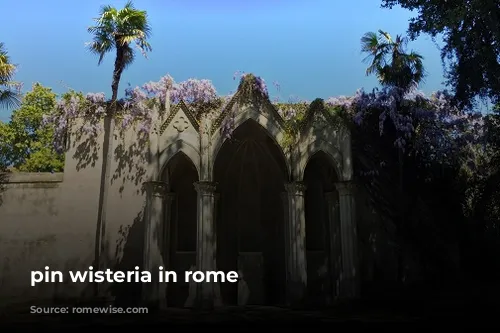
407;51;426;83
366;53;387;76
0;63;16;83
86;1;151;66
122;44;135;69
87;32;114;65
0;44;17;83
378;30;393;43
361;29;426;90
0;88;20;109
361;32;379;54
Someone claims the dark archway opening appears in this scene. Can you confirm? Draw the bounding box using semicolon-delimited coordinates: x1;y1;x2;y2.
303;151;340;306
214;120;288;306
162;152;199;307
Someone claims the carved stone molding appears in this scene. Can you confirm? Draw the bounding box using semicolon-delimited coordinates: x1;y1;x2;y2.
173;116;190;132
284;182;307;195
335;181;355;196
194;181;217;195
160;101;200;135
143;181;168;198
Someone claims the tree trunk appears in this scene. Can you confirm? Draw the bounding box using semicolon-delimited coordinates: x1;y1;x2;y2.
94;46;125;296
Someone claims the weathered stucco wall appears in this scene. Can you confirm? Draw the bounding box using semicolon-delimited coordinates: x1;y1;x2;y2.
0;100;401;307
0;118;150;305
0;172;97;304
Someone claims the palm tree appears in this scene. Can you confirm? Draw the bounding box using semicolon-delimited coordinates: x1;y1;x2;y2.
87;1;151;293
361;30;425;284
360;29;426;192
0;42;21;109
361;30;424;92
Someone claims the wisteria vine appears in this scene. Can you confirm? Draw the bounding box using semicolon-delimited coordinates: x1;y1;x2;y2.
326;87;483;166
42;72;484;177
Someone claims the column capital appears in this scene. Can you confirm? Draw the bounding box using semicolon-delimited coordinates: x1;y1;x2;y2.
335;181;355;196
285;181;306;195
143;180;168;198
194;181;217;194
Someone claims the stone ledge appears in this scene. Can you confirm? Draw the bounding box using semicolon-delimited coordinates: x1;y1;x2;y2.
0;172;64;184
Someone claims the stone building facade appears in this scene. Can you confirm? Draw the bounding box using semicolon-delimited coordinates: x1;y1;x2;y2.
0;87;359;309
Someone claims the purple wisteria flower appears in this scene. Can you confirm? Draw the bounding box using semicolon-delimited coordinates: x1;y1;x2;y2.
41;72;484;171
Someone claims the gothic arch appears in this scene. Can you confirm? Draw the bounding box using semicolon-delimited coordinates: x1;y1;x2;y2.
210;109;291;180
212;117;289;305
297;139;344;181
159;140;201;179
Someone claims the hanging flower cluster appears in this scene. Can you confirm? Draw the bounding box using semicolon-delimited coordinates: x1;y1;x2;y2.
43;91;106;153
42;72;484;173
326;86;484;166
43;75;223;152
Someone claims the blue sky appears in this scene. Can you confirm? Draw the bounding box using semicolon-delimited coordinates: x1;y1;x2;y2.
0;0;445;122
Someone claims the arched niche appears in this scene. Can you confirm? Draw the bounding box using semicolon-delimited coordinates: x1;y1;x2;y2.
213;119;288;306
303;151;341;305
159;140;201;180
161;152;199;307
297;139;344;182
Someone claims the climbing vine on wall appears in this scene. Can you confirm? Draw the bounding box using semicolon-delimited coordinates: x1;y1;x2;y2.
41;71;483;179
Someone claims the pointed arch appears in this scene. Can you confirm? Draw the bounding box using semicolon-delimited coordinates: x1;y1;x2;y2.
212;117;289;305
297;139;343;181
211;109;291;180
159;140;201;180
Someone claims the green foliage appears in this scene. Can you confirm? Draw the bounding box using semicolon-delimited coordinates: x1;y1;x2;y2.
361;30;425;91
236;74;266;104
382;0;500;108
87;1;152;102
277;99;347;149
0;83;64;172
0;42;21;109
193;97;224;119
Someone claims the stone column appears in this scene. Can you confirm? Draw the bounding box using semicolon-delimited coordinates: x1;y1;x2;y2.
213;193;223;307
162;192;175;307
142;180;168;307
284;182;308;306
281;192;291;301
325;192;341;300
335;181;359;299
194;181;217;309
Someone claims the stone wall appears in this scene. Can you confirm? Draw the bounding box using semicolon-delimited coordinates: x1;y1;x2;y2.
0;100;373;306
0;172;404;306
0;172;96;304
0;118;150;306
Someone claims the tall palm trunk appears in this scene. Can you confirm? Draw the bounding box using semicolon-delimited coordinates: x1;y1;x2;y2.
94;46;125;296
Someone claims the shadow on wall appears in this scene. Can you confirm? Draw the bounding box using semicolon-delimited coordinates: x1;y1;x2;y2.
111;134;149;195
70;118;150;196
56;208;145;305
107;208;145;306
69;119;150;303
